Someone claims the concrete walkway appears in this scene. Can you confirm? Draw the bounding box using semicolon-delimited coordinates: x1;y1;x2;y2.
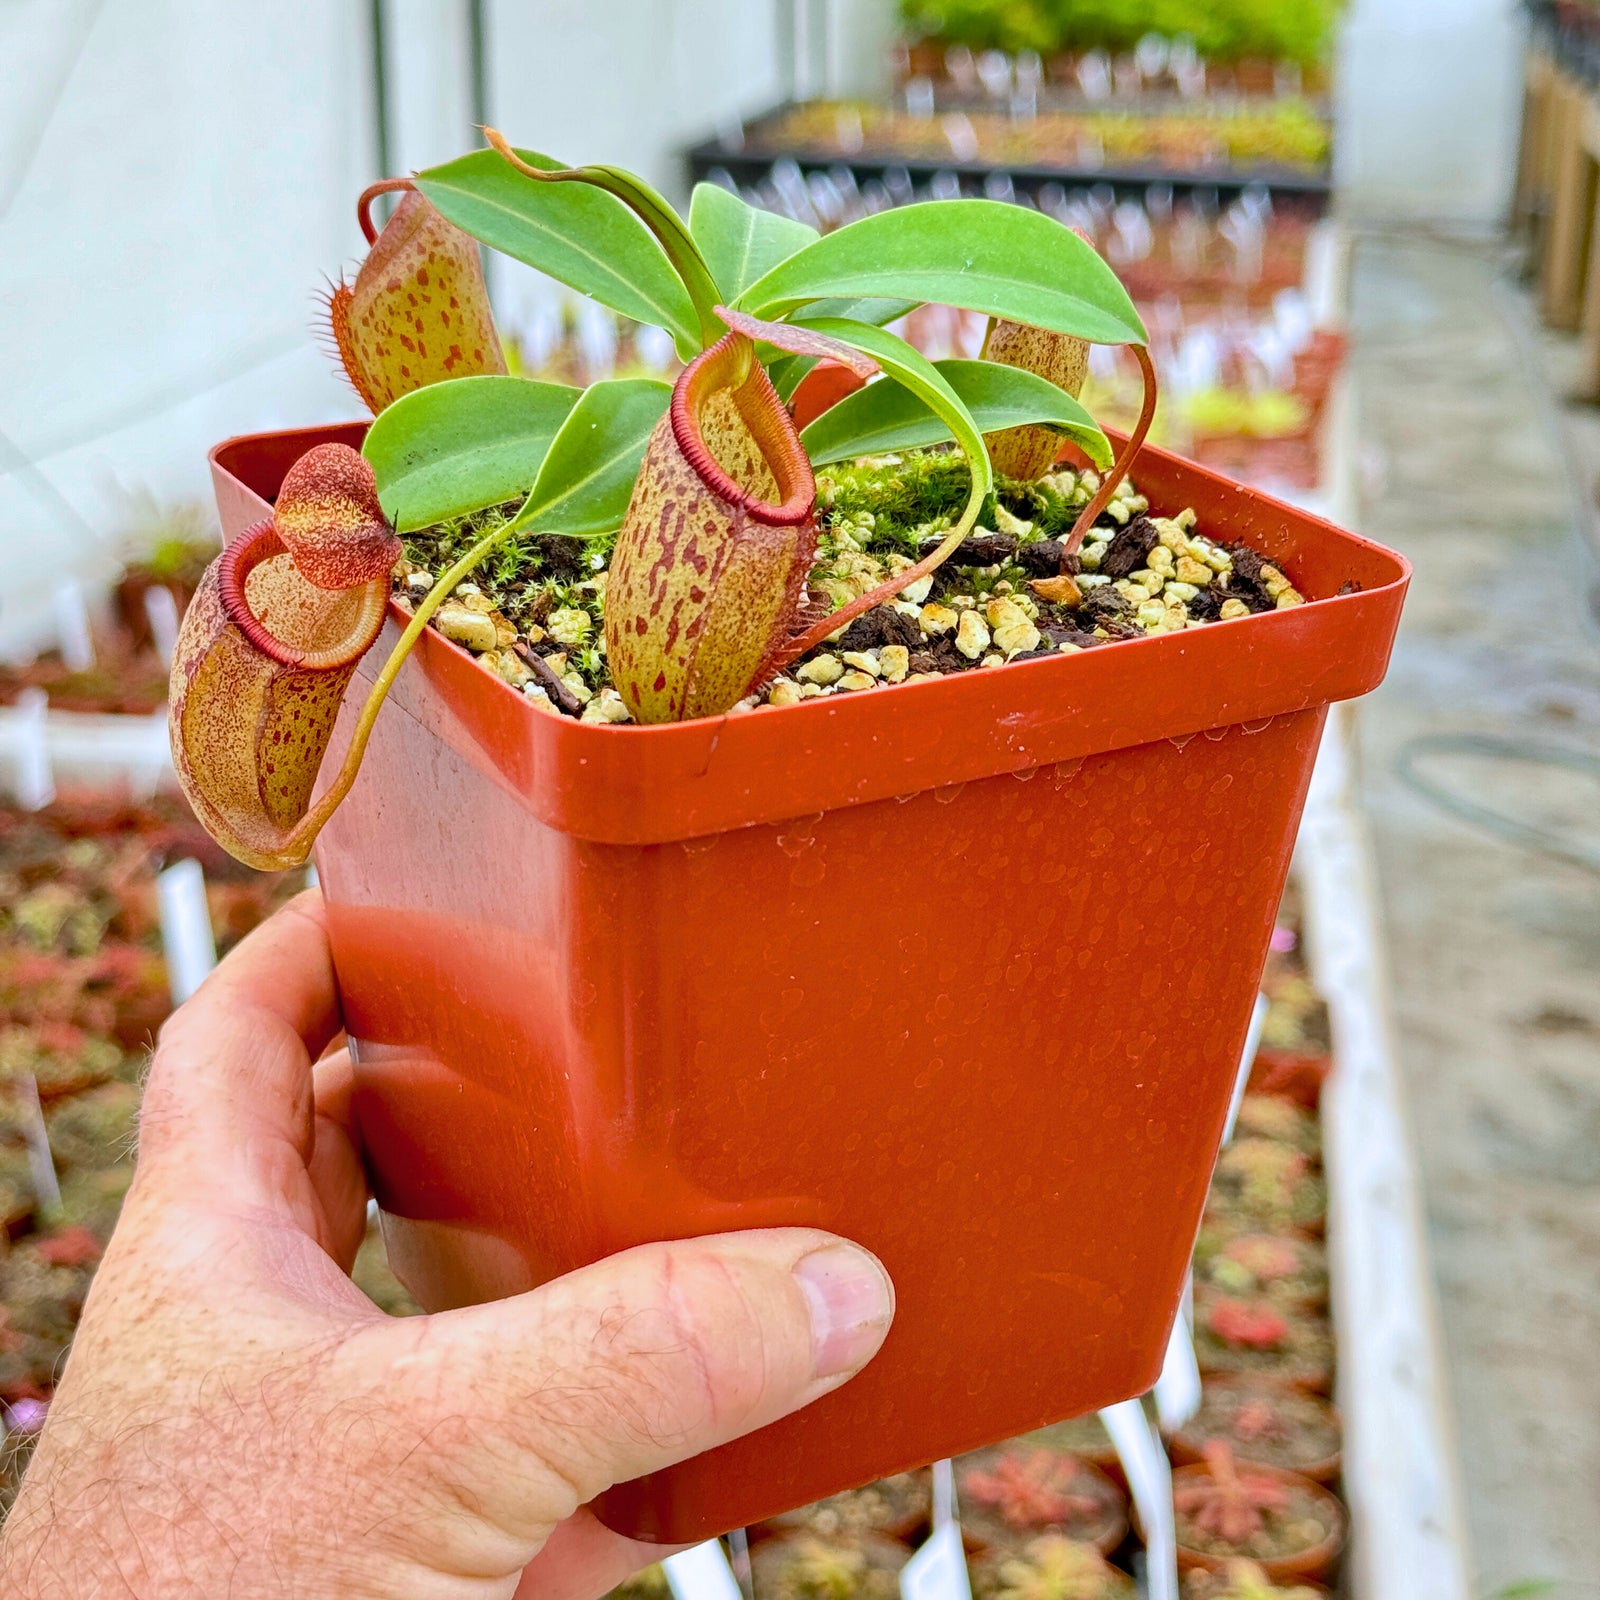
1348;228;1600;1600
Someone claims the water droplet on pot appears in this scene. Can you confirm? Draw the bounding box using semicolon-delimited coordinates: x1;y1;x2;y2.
680;834;719;855
790;854;827;888
1203;725;1229;742
1168;732;1196;751
1240;716;1274;734
1010;765;1039;781
933;781;966;805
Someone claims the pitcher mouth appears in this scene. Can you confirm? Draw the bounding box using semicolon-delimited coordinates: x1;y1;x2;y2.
218;519;390;672
670;332;816;527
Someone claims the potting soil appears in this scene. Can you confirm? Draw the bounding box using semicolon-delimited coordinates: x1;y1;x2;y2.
393;449;1308;724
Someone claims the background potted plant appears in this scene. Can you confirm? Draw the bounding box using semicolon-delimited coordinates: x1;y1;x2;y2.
1192;1230;1328;1312
1205;1139;1327;1236
756;1470;933;1545
1014;1415;1124;1485
1168;1377;1341;1483
1193;1290;1334;1393
955;1443;1129;1555
183;122;1406;1538
970;1535;1139;1600
1179;1558;1329;1600
750;1533;912;1600
1170;1445;1345;1582
1231;1095;1322;1160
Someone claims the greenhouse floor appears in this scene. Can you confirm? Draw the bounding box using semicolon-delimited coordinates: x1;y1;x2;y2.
1348;227;1600;1600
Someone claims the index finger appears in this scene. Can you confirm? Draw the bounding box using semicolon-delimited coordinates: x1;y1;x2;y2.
188;888;342;1052
138;890;343;1178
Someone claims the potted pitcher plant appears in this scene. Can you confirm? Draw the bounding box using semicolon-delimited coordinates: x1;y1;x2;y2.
175;130;1406;1541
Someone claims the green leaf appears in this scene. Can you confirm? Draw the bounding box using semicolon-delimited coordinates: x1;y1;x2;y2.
689;183;818;303
765;316;995;666
740;200;1147;347
513;377;673;536
362;375;580;532
767;296;920;400
793;295;921;326
416;148;701;358
801;357;1111;469
791;318;991;493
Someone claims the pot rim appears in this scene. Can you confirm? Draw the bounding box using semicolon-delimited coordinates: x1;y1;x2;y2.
210;421;1410;845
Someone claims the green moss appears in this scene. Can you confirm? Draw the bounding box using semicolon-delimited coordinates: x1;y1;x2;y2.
818;450;977;549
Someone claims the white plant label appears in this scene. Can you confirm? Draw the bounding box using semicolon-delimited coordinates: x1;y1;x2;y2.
53;579;95;672
1222;991;1272;1146
158;858;218;1005
9;687;54;811
900;1520;971;1600
1154;1275;1203;1431
17;1072;61;1212
931;1457;956;1529
664;1541;744;1600
144;584;181;667
1098;1399;1177;1600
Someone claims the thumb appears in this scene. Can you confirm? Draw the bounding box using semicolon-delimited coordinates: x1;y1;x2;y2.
385;1228;893;1540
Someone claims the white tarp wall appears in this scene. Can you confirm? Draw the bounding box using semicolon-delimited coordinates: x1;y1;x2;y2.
0;0;892;659
1;1;377;657
1336;0;1523;225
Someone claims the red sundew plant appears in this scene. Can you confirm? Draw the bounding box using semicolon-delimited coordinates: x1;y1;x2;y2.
169;131;1156;869
1205;1297;1291;1350
962;1449;1106;1529
1173;1444;1289;1546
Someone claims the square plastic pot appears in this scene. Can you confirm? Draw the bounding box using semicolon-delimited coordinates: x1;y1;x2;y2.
210;422;1407;1542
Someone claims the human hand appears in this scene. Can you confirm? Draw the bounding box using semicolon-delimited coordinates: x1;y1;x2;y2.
0;892;894;1598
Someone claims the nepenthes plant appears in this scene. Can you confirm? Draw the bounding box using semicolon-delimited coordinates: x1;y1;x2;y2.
170;134;1155;868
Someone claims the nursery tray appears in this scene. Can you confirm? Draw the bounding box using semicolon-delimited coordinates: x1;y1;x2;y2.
210;422;1406;1541
687;103;1334;205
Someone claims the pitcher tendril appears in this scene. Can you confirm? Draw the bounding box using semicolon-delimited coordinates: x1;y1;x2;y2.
1065;344;1159;560
356;177;418;245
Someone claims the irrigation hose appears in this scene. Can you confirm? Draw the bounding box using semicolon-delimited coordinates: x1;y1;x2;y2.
1393;733;1600;878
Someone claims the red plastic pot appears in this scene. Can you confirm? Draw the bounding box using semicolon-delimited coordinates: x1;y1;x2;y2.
789;359;870;432
209;421;1406;1542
